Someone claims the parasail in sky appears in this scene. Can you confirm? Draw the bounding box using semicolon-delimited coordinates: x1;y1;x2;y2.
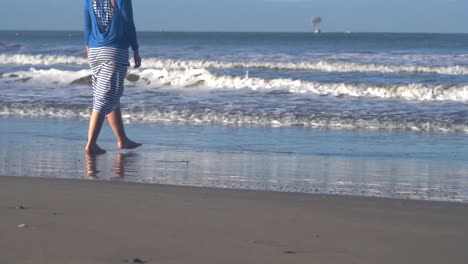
311;17;322;28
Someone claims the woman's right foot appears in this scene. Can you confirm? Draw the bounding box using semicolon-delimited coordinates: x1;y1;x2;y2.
85;144;106;155
118;138;142;150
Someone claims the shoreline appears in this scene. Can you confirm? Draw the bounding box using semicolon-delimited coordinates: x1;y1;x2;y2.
1;116;468;204
2;175;468;264
4;174;468;206
3;174;468;206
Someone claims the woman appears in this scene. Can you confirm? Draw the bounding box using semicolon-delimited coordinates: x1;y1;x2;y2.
84;0;142;154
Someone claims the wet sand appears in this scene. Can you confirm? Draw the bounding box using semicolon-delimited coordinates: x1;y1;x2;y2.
2;117;468;203
1;176;467;264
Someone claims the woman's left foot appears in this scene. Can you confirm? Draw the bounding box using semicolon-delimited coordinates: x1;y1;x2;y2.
118;138;142;149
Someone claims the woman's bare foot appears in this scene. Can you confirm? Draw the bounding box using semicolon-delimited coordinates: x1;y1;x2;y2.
118;138;142;149
85;144;106;154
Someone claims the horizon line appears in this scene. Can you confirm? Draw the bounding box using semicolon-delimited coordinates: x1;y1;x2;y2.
1;29;468;35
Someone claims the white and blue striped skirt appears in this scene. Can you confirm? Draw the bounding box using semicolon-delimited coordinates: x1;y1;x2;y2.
88;47;129;115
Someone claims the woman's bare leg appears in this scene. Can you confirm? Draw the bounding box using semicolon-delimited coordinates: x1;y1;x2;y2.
107;108;142;149
86;110;106;154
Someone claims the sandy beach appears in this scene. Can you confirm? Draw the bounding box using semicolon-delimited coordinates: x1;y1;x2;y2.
1;176;468;264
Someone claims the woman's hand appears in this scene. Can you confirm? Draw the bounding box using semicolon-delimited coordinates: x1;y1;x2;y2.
133;50;141;68
86;46;89;59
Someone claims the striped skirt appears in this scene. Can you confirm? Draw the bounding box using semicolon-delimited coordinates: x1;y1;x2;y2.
88;47;129;115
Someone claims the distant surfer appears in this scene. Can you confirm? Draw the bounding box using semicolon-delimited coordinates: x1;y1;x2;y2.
84;0;142;154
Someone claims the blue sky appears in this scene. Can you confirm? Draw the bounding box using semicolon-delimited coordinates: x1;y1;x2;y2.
0;0;467;33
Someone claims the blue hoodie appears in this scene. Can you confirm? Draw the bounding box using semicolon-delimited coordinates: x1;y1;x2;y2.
84;0;139;51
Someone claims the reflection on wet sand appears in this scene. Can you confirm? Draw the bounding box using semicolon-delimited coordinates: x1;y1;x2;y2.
23;146;468;203
2;116;468;202
85;154;98;179
86;152;139;180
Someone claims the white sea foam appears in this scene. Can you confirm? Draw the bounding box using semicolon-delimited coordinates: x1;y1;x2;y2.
0;54;88;66
3;67;468;102
141;59;468;76
1;68;91;85
2;53;468;75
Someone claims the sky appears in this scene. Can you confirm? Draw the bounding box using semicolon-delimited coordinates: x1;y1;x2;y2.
0;0;467;33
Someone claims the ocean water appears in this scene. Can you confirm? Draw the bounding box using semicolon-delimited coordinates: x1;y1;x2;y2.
2;31;468;131
1;31;468;202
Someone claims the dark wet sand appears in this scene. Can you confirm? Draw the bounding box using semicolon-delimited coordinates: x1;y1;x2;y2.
1;176;468;264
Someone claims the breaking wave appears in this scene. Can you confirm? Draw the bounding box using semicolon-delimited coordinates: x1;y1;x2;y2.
2;53;468;75
0;42;24;52
0;54;87;66
1;102;467;133
3;67;468;102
